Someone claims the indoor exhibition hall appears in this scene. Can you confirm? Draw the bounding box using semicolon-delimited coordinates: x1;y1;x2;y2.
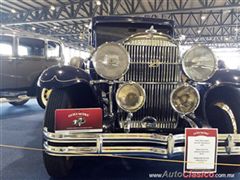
0;0;240;179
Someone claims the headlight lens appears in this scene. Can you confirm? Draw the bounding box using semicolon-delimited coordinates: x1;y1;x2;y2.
92;42;130;80
182;45;217;81
170;85;200;114
116;82;145;112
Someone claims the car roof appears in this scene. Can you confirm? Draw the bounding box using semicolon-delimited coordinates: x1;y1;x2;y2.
91;16;174;29
0;26;61;43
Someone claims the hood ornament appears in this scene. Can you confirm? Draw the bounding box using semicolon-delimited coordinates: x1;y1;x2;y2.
145;25;157;33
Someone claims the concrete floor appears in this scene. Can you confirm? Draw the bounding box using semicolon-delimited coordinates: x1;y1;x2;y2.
0;99;240;180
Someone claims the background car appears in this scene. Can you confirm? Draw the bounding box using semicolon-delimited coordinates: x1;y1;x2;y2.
0;27;64;108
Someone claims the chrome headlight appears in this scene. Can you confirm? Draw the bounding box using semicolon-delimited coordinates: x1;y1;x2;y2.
182;45;217;81
116;82;145;112
170;85;200;115
92;42;130;80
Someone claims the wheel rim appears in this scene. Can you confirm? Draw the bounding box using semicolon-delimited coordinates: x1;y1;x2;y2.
41;88;52;107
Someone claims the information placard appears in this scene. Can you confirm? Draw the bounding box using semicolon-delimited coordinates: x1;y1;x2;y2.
184;128;218;173
55;108;103;133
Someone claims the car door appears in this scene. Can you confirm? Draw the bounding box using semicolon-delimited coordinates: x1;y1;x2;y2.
15;37;45;89
0;35;17;90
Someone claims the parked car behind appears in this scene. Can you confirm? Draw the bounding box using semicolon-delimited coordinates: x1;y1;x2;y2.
0;27;64;108
39;16;240;177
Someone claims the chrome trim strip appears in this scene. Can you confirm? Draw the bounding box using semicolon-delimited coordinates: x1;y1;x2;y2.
44;143;240;157
108;85;113;116
40;75;88;83
44;128;240;143
215;102;238;134
55;129;103;133
123;32;178;46
181;115;198;128
44;147;240;157
43;128;185;143
90;80;179;85
218;134;240;140
130;61;181;65
43;128;240;157
215;82;240;87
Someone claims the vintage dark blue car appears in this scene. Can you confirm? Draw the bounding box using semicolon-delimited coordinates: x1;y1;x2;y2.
39;16;240;177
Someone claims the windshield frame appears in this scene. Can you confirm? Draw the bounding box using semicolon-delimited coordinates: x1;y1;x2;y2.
91;16;174;47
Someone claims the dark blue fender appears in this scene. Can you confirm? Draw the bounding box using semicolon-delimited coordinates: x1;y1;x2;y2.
38;65;91;89
38;65;102;108
207;69;240;85
201;69;240;125
192;69;240;124
204;69;240;102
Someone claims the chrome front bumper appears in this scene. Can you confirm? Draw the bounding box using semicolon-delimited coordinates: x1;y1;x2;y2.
43;128;240;157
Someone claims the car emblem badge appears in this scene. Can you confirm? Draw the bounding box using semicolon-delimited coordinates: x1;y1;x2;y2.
149;59;162;68
72;117;86;127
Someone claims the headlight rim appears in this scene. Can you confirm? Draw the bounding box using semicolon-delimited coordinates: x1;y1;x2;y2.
170;84;200;115
92;42;130;80
116;82;146;113
182;44;218;82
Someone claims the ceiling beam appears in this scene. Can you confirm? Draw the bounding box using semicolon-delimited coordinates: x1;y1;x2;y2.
1;0;240;25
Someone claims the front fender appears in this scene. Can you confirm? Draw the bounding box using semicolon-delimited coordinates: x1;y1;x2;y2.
203;84;240;126
38;65;91;89
208;69;240;86
204;69;240;110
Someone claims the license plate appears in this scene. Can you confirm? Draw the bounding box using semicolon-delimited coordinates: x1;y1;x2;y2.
55;108;103;133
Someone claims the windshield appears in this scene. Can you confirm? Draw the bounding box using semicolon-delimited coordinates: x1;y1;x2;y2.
94;23;173;47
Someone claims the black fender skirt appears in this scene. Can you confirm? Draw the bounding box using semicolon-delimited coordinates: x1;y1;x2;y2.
38;65;91;89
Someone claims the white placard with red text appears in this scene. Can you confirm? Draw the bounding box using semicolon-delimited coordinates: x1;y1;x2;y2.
184;128;218;173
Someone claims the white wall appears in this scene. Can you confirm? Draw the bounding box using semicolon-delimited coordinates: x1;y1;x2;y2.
213;48;240;70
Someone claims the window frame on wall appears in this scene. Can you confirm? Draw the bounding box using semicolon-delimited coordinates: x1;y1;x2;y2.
17;36;46;58
0;34;15;57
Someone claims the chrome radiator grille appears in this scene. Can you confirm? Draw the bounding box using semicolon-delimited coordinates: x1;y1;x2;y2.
120;35;180;129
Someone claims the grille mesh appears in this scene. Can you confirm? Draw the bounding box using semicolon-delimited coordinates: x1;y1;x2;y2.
120;34;180;129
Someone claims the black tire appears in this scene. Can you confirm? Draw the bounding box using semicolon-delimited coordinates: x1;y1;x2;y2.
9;99;29;106
37;88;52;109
43;88;74;178
43;153;73;179
206;93;240;173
